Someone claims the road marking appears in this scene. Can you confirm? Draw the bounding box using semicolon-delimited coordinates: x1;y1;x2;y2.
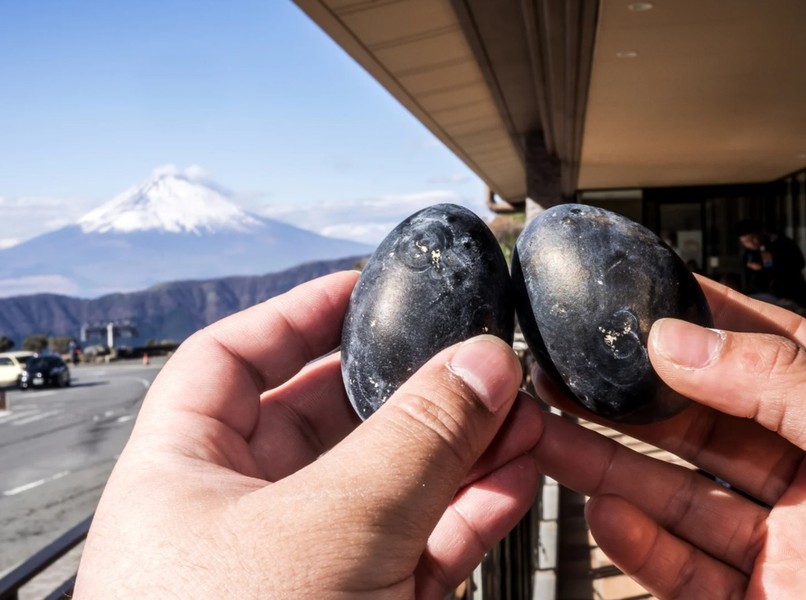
11;409;62;426
3;470;70;496
0;409;39;424
27;390;57;398
93;410;116;422
115;415;134;423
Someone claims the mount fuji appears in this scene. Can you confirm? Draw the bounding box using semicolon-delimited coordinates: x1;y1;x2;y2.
0;167;374;298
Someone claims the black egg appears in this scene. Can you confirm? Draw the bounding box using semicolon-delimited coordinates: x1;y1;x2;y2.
341;203;515;420
512;203;712;424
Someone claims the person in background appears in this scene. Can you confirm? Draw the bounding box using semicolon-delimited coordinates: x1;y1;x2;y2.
74;272;806;598
67;340;79;366
737;218;806;307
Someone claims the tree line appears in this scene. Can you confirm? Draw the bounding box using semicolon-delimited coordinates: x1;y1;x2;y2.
0;334;80;354
1;335;179;355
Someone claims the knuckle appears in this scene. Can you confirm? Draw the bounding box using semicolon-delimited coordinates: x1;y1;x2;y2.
390;382;479;468
684;408;719;465
749;338;806;434
660;472;696;529
759;450;801;505
199;327;266;391
736;510;768;574
768;337;806;378
418;553;453;596
668;547;699;599
267;303;316;364
588;441;620;497
753;392;788;435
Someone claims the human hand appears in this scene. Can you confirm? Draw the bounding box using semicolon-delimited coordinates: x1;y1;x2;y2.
74;271;543;599
747;261;763;271
532;275;806;598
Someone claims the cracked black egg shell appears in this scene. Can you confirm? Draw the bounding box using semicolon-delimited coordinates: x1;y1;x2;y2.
511;203;713;424
341;203;515;420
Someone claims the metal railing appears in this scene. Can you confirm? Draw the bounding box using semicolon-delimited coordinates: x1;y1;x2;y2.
0;514;93;600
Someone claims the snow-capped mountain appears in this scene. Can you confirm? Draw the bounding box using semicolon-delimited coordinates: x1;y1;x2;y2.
0;167;374;298
78;165;263;235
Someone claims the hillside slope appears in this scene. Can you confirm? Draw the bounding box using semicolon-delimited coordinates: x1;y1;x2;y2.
0;256;365;346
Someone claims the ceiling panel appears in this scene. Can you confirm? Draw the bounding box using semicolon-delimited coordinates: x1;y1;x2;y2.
295;0;528;202
579;0;806;189
336;0;457;47
296;0;806;199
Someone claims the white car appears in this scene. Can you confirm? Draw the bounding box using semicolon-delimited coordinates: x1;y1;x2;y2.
0;351;36;387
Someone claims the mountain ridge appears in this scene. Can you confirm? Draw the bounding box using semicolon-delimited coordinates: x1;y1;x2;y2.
0;166;375;297
0;255;367;347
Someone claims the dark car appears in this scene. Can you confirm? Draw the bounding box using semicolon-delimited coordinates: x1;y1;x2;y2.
18;355;71;390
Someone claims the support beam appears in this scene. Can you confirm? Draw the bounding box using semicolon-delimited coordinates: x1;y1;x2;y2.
486;185;519;214
525;130;564;220
521;0;598;195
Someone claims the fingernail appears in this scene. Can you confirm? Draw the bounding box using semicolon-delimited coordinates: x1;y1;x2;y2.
651;318;724;369
447;335;520;413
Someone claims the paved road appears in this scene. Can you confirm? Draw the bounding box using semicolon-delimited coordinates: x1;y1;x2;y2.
0;359;166;577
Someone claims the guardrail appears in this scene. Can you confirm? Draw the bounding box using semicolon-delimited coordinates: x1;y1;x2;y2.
0;514;93;600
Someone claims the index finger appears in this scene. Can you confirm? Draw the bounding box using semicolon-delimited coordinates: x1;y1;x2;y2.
140;270;359;441
533;278;806;506
203;269;360;391
698;275;806;343
533;363;800;507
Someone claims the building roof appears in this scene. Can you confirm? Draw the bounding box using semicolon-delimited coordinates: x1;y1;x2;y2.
293;0;806;206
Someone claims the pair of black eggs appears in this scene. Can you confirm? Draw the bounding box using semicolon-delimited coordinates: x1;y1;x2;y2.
341;203;712;424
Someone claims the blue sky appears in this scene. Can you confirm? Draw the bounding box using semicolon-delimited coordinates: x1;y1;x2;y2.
0;0;485;248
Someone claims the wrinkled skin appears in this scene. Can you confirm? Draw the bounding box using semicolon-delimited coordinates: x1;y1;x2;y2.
73;270;806;599
74;271;541;599
532;276;806;599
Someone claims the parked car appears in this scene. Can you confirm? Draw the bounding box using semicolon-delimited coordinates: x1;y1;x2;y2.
18;355;71;390
0;351;36;387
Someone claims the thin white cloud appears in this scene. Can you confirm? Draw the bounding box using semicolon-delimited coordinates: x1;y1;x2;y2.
0;195;99;247
0;275;80;298
0;166;215;247
0;196;71;209
427;173;472;185
0;239;20;250
0;171;491;252
44;217;75;230
320;222;399;242
261;190;492;245
184;164;208;180
150;164;209;180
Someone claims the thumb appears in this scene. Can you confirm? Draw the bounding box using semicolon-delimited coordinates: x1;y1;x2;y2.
649;317;806;449
327;334;522;546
